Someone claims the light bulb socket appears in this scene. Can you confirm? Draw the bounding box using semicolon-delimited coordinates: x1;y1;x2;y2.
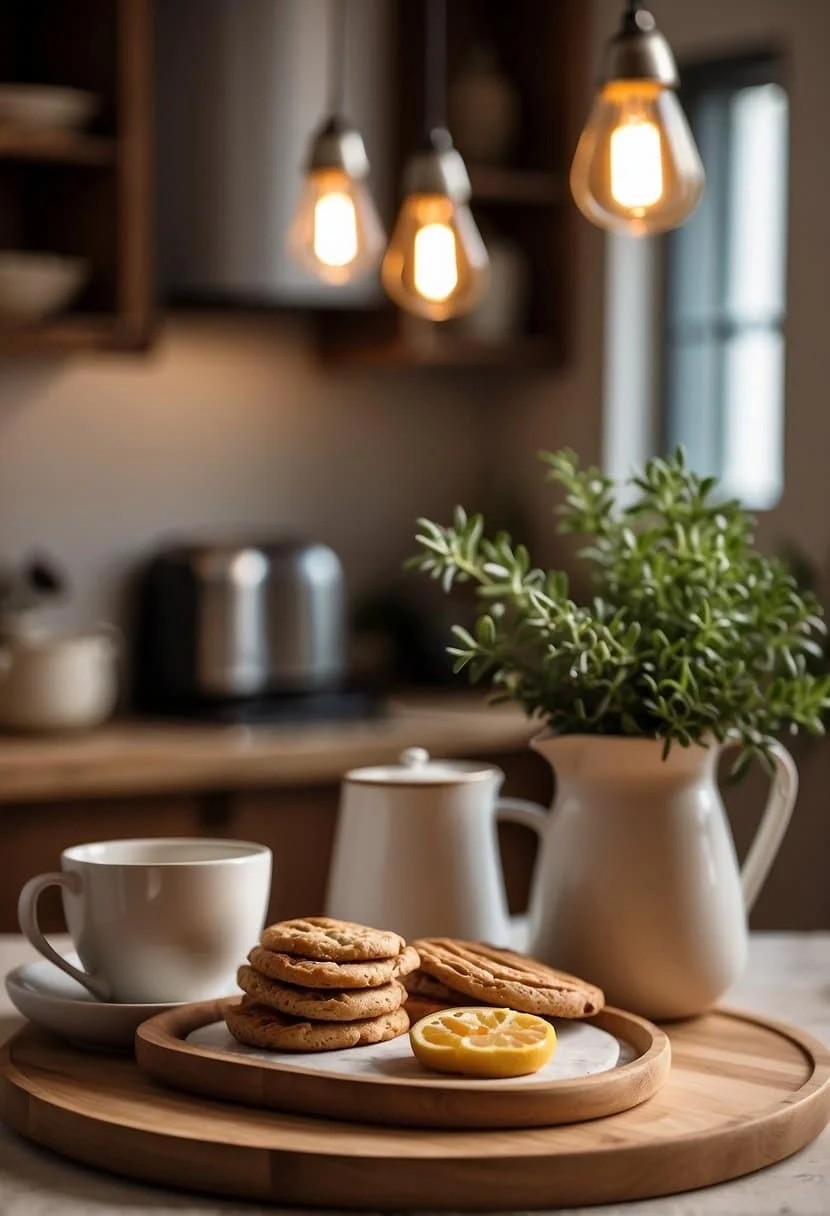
401;127;472;201
307;115;371;178
600;6;679;88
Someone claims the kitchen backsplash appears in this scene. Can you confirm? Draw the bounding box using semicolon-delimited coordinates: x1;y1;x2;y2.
0;314;491;631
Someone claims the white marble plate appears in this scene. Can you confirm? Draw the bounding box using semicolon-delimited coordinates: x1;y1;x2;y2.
189;1014;624;1086
5;956;184;1051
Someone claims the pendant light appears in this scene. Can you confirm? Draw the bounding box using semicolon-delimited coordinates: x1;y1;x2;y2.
287;0;385;284
570;0;704;236
382;0;489;320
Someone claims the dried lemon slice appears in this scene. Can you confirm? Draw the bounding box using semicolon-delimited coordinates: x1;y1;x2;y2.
409;1006;557;1078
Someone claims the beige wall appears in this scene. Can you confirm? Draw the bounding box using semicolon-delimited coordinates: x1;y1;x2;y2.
0;314;490;629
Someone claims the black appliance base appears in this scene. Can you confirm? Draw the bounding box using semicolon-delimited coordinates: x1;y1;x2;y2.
143;689;381;726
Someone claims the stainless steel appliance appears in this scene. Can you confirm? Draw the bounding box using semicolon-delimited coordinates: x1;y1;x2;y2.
134;538;364;722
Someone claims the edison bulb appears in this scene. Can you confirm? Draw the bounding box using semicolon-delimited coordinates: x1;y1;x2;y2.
382;194;489;320
571;81;704;235
288;167;386;285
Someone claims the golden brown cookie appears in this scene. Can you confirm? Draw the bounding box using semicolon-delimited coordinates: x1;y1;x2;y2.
224;998;410;1052
403;970;464;1004
248;943;420;990
404;994;453;1023
412;939;604;1018
260;917;406;962
237;965;407;1022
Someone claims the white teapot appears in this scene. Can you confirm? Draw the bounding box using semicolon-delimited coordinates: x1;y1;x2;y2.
325;747;546;944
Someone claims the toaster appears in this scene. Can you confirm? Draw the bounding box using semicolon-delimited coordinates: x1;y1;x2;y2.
133;537;346;711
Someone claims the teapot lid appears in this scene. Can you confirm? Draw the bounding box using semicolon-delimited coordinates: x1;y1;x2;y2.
346;747;499;785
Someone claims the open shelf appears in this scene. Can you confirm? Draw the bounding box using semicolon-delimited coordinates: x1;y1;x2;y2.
319;329;559;370
0;128;117;166
317;0;586;369
469;166;564;206
0;0;153;356
0;315;142;354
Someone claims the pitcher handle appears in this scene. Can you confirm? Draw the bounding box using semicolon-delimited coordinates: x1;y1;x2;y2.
725;740;798;913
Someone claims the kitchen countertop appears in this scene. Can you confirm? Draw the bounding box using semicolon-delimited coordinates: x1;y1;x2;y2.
0;694;537;803
0;932;827;1215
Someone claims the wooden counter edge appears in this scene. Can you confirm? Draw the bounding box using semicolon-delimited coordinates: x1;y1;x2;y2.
0;698;537;804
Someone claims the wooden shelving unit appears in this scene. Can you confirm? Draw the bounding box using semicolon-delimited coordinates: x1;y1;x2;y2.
0;129;117;166
468;167;565;208
318;0;587;370
0;0;153;355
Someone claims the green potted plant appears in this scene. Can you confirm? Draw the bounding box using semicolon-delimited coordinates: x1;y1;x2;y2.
409;450;830;1017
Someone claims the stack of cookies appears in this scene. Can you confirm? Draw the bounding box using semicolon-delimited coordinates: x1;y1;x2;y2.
405;938;604;1022
225;917;420;1053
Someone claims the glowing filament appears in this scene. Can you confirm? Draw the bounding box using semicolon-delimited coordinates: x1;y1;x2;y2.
610;120;663;210
313;192;358;267
413;223;458;302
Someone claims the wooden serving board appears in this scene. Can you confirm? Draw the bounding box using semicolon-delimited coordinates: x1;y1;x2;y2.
2;1007;829;1210
135;999;669;1129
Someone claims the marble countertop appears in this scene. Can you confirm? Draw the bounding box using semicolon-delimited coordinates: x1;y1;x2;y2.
0;694;535;803
0;932;828;1215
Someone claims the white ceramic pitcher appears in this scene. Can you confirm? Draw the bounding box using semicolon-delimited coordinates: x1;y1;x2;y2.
518;734;798;1019
325;747;547;943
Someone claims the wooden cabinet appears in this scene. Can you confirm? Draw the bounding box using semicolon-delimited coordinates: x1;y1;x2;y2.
231;788;340;926
0;794;200;932
0;747;550;933
0;0;153;353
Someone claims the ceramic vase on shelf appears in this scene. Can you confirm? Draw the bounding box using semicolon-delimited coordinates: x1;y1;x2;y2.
515;734;798;1020
448;45;519;167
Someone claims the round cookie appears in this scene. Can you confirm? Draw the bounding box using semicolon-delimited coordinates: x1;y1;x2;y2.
404;994;452;1024
237;965;407;1022
412;938;604;1018
225;998;410;1052
260;917;406;962
248;943;420;990
403;970;464;1004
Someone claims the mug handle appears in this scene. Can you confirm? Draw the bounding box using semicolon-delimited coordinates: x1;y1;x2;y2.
494;798;548;950
722;740;798;913
17;872;112;1001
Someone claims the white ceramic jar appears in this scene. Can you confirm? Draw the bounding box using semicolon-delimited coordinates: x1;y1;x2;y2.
0;628;119;732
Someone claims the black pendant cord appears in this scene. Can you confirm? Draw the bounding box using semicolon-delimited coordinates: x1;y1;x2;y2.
327;0;347;118
424;0;447;139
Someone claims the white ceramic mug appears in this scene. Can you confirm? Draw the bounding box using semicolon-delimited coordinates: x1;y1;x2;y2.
18;838;272;1003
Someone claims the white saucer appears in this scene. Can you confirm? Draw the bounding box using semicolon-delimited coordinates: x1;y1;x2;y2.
5;956;185;1051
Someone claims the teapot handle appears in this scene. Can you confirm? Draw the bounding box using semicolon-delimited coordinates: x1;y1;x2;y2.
495;797;547;838
723;740;798;912
494;798;547;950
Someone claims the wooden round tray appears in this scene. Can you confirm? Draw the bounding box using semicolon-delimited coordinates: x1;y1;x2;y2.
2;1007;829;1210
135;998;670;1129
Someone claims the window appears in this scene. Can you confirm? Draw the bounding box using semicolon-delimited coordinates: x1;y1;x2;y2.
663;56;789;509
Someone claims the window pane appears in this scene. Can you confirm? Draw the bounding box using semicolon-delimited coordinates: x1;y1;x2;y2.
666;94;727;328
726;83;789;321
665;338;721;476
721;329;785;509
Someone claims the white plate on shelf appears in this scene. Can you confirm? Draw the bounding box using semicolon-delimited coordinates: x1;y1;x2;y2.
5;955;184;1051
0;85;99;131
